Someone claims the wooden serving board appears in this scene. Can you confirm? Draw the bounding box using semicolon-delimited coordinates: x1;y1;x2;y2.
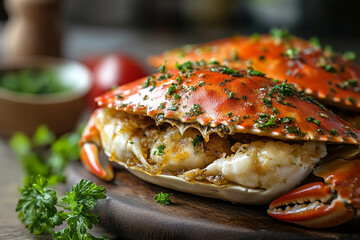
67;162;360;240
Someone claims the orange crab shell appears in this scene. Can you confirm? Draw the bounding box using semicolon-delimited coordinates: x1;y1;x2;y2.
96;67;360;144
149;35;360;111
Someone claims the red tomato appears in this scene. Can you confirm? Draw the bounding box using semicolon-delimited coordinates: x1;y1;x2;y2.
84;54;148;109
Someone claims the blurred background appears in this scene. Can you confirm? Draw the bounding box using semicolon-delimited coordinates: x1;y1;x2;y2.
0;0;359;67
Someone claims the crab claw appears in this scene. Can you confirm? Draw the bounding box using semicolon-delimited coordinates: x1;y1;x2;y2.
79;110;114;181
268;159;360;228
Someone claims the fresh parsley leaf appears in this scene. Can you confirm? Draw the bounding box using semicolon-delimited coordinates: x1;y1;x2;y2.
247;67;266;77
270;28;291;42
32;125;56;147
10;124;84;185
192;135;203;147
16;176;61;234
156;144;166;156
10;132;32;157
17;177;109;239
158;61;167;74
343;51;356;61
154;192;173;205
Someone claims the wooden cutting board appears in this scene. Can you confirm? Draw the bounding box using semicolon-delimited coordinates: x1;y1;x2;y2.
67;162;360;240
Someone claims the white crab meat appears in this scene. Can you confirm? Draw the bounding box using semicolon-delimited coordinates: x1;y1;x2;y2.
95;108;327;203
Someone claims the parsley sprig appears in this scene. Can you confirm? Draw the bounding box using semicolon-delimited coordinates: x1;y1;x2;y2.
154;192;173;205
16;176;109;239
10;125;84;185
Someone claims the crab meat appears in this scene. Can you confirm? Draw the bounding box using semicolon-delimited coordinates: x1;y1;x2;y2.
80;64;360;227
85;108;326;203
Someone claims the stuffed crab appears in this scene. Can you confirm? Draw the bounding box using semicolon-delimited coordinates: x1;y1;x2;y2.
80;62;360;228
149;29;360;128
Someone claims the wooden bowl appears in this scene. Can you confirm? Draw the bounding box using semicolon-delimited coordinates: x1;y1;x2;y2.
0;57;91;137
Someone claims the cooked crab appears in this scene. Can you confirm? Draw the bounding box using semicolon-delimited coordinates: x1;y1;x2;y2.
80;63;360;228
149;29;360;128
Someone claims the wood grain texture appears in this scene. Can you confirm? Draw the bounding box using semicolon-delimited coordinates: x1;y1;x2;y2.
67;162;360;240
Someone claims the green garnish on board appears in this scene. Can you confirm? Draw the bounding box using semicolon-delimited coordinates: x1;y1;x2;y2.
10;125;84;185
16;176;109;239
154;192;173;205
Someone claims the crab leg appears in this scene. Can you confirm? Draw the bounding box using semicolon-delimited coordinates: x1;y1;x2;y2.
79;110;114;181
268;159;360;228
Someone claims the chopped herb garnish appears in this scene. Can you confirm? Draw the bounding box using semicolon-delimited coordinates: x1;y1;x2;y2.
276;100;297;108
219;78;233;86
346;79;357;87
248;67;266;77
339;65;345;72
176;61;193;73
157;73;172;80
209;58;220;65
210;66;243;77
224;89;237;99
199;81;205;87
156;144;166;156
154;192;173;205
300;94;326;111
242;95;247;101
279;117;294;124
343;51;356;61
159;103;165;109
175;76;182;84
189;86;197;91
186;104;203;116
329;129;338;135
285;48;300;59
318;129;325;134
262;98;272;107
269;80;295;98
260;115;277;129
309;37;321;48
120;103;128;108
167;106;178;111
167;83;176;96
226;112;232;118
323;64;336;73
116;94;123;99
348;97;355;104
250;33;260;41
143;76;155;88
150;81;156;91
192;135;203;147
259;55;266;60
270;28;291;42
345;128;357;138
174;93;180;100
306;116;321;126
158;62;167;73
285;126;306;136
